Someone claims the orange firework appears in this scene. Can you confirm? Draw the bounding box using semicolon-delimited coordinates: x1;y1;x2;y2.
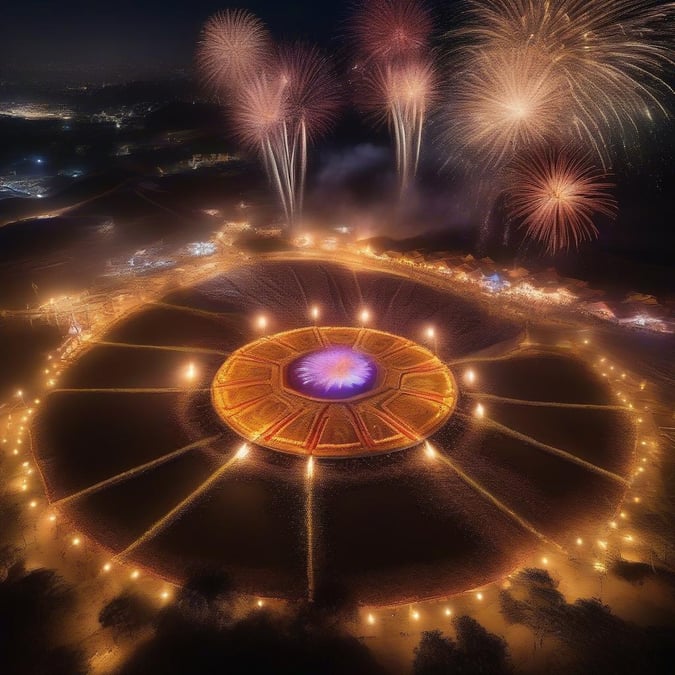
442;47;566;169
505;147;617;254
451;0;675;163
196;9;270;96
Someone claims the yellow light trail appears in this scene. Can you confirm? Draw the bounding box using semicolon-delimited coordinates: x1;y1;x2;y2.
150;301;237;321
445;351;526;367
426;445;565;553
116;446;248;560
92;340;228;356
52;435;223;507
306;456;316;603
458;411;628;486
463;392;628;411
49;387;211;394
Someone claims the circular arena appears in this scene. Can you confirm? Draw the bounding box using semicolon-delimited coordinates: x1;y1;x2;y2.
34;260;636;604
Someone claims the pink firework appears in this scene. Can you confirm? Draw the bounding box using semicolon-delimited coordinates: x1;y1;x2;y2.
196;9;270;96
352;0;433;64
277;44;341;142
505;147;617;254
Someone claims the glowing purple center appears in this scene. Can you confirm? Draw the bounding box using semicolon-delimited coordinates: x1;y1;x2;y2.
287;347;377;399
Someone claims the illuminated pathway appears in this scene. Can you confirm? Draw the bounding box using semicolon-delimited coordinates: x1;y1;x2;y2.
456;411;629;486
52;435;223;507
425;443;565;553
92;340;228;356
50;387;210;394
463;391;628;411
150;300;236;321
116;443;250;561
305;457;316;602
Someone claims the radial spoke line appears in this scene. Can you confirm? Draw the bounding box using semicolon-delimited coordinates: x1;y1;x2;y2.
116;451;243;560
305;460;316;603
458;411;628;485
431;447;565;553
150;301;236;321
50;387;211;394
463;392;628;411
445;351;524;367
92;340;228;356
52;435;223;507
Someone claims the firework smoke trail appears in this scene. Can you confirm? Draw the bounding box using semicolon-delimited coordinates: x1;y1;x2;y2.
447;0;675;166
277;44;341;225
504;146;617;254
364;58;437;194
353;0;436;195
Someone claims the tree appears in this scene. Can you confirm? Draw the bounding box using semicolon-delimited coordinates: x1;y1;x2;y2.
0;566;86;675
99;591;155;641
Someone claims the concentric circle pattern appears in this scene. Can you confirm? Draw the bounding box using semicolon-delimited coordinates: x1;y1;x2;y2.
34;260;636;603
211;327;457;457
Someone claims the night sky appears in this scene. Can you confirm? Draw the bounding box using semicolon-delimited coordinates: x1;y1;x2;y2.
0;1;383;79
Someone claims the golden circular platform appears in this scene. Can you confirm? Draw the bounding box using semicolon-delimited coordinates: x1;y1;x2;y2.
211;327;457;458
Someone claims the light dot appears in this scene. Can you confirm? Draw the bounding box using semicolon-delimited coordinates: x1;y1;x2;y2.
576;537;583;546
474;403;485;419
367;613;376;625
464;369;476;385
476;592;484;601
72;537;81;546
102;562;112;573
257;599;264;608
130;569;140;580
411;610;420;621
29;500;37;508
444;607;453;617
541;556;549;565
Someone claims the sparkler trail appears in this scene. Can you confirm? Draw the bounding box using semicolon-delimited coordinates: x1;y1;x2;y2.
458;411;629;485
425;444;565;552
116;445;249;560
52;435;223;507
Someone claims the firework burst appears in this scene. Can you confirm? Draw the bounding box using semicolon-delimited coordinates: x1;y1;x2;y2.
196;9;270;96
442;47;566;169
450;0;675;163
505;147;617;254
352;0;433;64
